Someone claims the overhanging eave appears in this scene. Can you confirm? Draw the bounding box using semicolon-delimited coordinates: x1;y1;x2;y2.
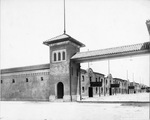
72;50;150;63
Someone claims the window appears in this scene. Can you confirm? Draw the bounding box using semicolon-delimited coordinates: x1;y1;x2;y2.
96;87;98;93
101;79;103;82
58;52;61;61
82;87;85;93
90;77;92;82
26;78;28;82
41;77;43;81
53;50;66;62
82;76;84;82
1;80;2;84
12;79;15;83
96;78;97;82
54;53;57;61
62;51;65;60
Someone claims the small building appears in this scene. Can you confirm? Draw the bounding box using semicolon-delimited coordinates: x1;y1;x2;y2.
113;78;128;94
80;68;105;99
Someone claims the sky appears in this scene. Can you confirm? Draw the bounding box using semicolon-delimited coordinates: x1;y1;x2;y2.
1;0;150;86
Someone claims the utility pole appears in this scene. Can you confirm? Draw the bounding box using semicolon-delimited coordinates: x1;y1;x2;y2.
146;20;150;119
126;70;128;80
108;59;110;74
87;49;90;68
126;70;129;94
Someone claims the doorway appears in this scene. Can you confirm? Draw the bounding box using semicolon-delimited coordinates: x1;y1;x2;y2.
57;82;64;99
109;88;112;95
89;87;93;97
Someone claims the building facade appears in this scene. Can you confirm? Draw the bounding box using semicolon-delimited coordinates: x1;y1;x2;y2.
0;34;148;101
80;68;105;99
0;64;50;101
1;34;85;101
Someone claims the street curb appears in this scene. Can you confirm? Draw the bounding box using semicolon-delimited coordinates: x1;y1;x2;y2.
77;101;150;103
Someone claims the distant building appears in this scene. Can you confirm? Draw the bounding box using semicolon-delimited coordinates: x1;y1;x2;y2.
113;78;128;94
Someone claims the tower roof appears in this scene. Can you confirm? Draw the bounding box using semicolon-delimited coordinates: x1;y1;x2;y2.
43;33;85;47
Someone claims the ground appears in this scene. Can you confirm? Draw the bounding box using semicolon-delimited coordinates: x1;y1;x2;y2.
82;92;149;101
0;93;150;120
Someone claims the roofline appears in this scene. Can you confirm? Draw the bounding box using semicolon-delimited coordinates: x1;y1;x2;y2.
0;63;50;74
113;78;128;81
72;48;150;63
43;34;85;47
94;72;105;76
71;42;150;63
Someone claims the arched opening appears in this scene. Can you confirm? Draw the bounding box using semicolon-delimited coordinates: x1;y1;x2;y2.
54;53;57;61
62;51;65;60
57;82;64;99
58;52;61;61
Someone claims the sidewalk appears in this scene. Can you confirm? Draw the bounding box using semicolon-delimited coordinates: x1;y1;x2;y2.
79;93;150;103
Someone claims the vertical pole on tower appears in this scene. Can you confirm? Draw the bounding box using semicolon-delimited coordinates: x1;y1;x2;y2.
63;0;66;34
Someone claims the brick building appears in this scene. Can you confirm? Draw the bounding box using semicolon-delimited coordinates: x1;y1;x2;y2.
1;34;85;101
80;68;105;98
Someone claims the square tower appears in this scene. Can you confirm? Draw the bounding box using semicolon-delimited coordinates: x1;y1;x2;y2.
43;34;85;101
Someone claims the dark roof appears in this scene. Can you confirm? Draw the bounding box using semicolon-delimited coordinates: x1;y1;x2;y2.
80;69;87;73
114;78;127;82
1;63;50;74
43;33;85;47
94;72;105;76
71;42;150;61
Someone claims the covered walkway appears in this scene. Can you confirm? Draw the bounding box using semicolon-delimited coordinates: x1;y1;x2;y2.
72;42;150;63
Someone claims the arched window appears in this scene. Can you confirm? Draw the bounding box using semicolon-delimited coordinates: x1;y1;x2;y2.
58;52;61;61
62;51;65;60
82;76;84;82
54;53;57;61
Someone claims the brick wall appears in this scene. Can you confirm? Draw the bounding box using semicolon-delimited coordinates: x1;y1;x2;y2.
0;69;50;101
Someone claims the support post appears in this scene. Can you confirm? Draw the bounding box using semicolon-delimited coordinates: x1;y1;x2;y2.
104;78;106;96
69;61;72;101
99;78;100;97
79;64;82;100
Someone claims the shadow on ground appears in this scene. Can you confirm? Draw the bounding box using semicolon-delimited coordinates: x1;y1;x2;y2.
121;103;150;107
